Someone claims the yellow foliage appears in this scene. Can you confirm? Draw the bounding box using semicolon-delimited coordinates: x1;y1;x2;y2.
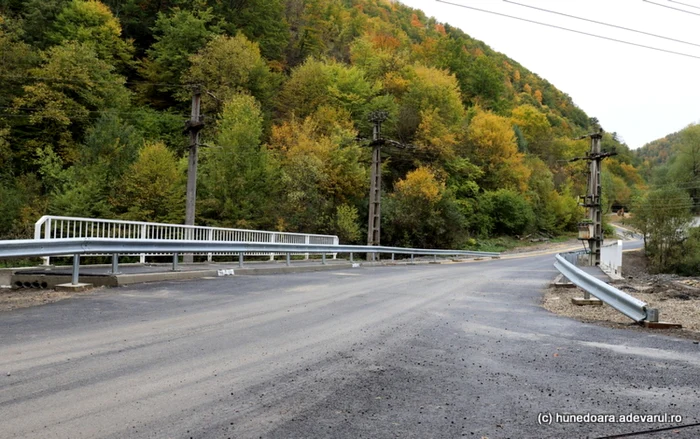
534;89;543;104
466;110;530;192
394;167;444;203
415;107;458;159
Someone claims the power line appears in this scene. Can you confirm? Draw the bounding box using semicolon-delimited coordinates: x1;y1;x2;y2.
643;0;700;16
435;0;700;60
668;0;700;11
503;0;700;48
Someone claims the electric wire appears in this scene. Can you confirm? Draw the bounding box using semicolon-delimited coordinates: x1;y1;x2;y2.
594;421;700;438
642;0;700;16
668;0;700;10
435;0;700;60
503;0;700;48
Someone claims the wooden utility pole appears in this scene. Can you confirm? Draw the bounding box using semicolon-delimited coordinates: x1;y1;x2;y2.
184;88;204;263
366;111;387;261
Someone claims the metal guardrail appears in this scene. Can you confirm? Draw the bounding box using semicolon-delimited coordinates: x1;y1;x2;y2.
0;238;500;286
554;252;650;322
34;216;340;263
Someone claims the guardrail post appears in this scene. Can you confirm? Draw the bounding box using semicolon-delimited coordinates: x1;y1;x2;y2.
286;253;291;267
238;253;244;268
140;224;147;264
410;254;414;264
433;254;437;263
172;253;179;271
207;229;213;262
72;254;80;285
270;233;276;261
332;236;338;259
110;253;120;274
391;253;394;261
349;252;353;262
42;217;52;266
304;236;310;260
322;253;326;265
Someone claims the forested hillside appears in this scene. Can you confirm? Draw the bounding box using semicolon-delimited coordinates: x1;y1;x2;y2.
0;0;645;248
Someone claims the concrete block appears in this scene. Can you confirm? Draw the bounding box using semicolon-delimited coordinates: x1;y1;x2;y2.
642;321;683;329
571;297;603;306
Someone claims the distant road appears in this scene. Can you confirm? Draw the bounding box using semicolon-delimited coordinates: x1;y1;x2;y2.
1;254;698;438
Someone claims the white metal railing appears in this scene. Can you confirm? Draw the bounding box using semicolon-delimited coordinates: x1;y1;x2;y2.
600;240;623;278
34;216;339;264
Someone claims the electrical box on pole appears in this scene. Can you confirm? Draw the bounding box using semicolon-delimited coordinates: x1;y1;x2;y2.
574;129;616;267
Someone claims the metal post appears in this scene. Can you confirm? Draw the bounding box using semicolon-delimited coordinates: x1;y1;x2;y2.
322;253;326;265
110;253;120;274
184;88;203;264
286;253;291;267
72;254;80;285
434;254;437;263
391;253;395;261
350;252;353;262
411;254;414;264
172;253;179;271
238;253;244;268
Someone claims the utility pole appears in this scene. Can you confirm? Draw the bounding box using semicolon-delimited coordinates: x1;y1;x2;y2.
184;87;205;263
574;129;616;267
366;111;387;261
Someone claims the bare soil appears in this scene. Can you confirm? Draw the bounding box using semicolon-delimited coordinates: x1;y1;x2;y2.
543;249;700;341
0;287;102;312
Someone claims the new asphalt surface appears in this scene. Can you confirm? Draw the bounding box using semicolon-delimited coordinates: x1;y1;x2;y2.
1;252;699;438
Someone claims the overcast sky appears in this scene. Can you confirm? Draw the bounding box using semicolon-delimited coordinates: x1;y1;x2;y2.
398;0;700;149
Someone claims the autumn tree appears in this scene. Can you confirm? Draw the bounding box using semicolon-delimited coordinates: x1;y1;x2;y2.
464;110;530;192
384;166;464;248
267;107;367;234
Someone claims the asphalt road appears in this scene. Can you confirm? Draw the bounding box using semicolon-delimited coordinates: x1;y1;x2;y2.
1;253;699;439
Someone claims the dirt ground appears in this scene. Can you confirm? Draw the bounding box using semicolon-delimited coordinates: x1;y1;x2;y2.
543;249;700;341
0;288;102;312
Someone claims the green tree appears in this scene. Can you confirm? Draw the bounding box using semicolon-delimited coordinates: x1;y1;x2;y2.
277;58;378;125
12;40;130;164
184;33;279;115
384;166;464;248
482;189;534;236
199;93;277;228
669;124;700;211
49;0;134;72
138;8;219;107
114;141;185;222
631;187;693;272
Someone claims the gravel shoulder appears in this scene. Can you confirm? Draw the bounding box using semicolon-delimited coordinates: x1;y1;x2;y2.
543;249;700;341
